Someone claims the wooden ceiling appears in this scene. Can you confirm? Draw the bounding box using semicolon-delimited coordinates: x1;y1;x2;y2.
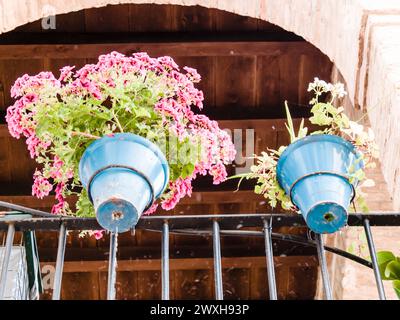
0;4;332;300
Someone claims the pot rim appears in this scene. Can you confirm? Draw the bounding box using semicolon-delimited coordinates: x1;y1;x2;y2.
276;134;363;189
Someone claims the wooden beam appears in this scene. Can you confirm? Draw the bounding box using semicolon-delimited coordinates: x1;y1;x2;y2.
0;41;320;59
0;190;263;209
40;256;317;272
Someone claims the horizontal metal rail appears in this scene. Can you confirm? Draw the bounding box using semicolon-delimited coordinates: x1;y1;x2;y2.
0;213;399;231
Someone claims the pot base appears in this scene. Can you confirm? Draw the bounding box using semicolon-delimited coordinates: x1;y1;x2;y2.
96;198;138;233
306;202;348;234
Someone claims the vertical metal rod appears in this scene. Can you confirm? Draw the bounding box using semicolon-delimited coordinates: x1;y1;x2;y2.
52;223;67;300
363;218;386;300
0;223;15;299
107;232;118;300
315;233;333;300
212;220;223;300
161;220;170;300
263;219;277;300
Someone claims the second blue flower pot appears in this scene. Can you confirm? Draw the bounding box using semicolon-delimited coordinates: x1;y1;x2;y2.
79;133;169;233
276;134;363;234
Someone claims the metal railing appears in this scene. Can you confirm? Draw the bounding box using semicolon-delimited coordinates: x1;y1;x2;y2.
0;201;398;300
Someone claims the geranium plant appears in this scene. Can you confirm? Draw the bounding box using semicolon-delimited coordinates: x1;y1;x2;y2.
233;78;378;213
6;51;236;220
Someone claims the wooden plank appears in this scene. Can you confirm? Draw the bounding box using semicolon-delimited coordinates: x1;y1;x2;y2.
171;5;214;32
61;272;100;300
276;266;290;299
46;58;88;74
0;42;320;60
279;53;301;108
40;256;317;272
215;56;257;109
84;5;131;32
116;271;139;300
287;266;318;299
250;267;268;299
0;59;44;108
257;19;285;32
174;269;212;299
0;190;263;209
256;55;282;114
215;9;258;31
94;271;140;300
223;268;250;299
137;271;161;299
173;56;215;108
297;54;332;106
129;4;174;32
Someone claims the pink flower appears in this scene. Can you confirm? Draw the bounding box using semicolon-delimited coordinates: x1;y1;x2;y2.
26;135;51;158
51;202;65;214
157;56;179;71
92;230;105;240
51;183;66;214
183;66;201;83
143;203;158;215
161;178;193;211
209;162;228;185
32;171;52;199
59;66;75;82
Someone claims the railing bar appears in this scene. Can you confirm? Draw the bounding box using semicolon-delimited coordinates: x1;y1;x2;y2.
363;218;386;300
107;232;118;300
147;228;373;268
315;233;333;300
263;219;277;300
212;220;223;300
0;201;60;218
52;223;67;300
161;221;170;300
0;223;15;299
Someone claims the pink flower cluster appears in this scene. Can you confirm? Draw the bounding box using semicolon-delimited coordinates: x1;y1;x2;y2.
32;170;52;199
6;51;236;218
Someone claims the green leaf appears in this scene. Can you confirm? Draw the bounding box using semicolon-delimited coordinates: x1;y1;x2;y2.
377;251;396;280
284;101;296;143
134;107;152;118
385;260;400;280
181;163;195;179
393;280;400;299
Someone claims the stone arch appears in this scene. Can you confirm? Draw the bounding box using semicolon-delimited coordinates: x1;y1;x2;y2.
0;0;379;105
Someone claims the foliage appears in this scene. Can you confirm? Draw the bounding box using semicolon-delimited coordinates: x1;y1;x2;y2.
231;78;378;213
6;51;236;217
377;251;400;299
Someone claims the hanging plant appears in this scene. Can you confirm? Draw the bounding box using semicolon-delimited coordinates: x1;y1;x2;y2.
232;78;378;234
6;51;236;232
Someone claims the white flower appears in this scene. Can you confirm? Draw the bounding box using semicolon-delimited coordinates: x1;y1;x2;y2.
331;82;347;98
307;78;347;98
308;77;330;93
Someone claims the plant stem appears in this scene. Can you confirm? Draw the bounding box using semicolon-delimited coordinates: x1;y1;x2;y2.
71;131;100;140
112;110;124;133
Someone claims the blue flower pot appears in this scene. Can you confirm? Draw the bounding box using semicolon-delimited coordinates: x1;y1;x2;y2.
79;133;169;233
276;134;363;234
